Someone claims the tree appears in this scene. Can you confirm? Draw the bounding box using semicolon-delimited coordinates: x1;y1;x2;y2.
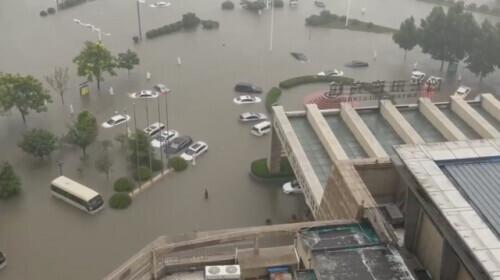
465;20;499;82
182;13;201;28
128;130;153;167
45;67;70;104
18;129;58;159
73;41;116;91
0;162;21;199
117;50;140;75
66;111;98;158
95;140;113;179
0;73;52;124
393;17;418;60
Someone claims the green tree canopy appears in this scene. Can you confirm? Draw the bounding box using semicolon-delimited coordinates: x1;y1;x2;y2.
128;130;153;167
466;20;499;82
95;140;113;179
0;73;52;124
18;128;58;159
0;162;21;199
73;41;116;90
182;13;201;28
66;111;98;158
117;49;140;75
392;16;418;60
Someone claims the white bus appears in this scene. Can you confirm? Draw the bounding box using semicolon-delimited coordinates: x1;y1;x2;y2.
50;176;104;214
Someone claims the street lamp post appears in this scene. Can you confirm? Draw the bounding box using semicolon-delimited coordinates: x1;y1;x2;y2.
73;19;111;43
136;0;143;40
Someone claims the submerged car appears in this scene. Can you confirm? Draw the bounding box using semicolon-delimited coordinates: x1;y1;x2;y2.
234;95;261;104
239;112;267;122
290;52;308;62
150;129;179;148
454;86;471;98
180;141;208;161
317;69;344;77
143;122;165;137
164;135;193;155
0;251;5;270
101;114;130;128
410;71;426;83
345;60;369;68
234;83;263;93
150;1;171;8
282;180;302;194
130;90;159;99
314;1;326;8
153;83;171;95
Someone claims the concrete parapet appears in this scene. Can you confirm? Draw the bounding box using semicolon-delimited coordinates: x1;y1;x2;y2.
306;104;349;161
451;96;500;139
481;93;500;122
380;100;425;144
419;98;467;141
340;103;388;158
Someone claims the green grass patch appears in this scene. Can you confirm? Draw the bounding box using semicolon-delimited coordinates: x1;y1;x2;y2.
278;75;354;89
306;10;396;34
251;158;294;178
265;87;282;113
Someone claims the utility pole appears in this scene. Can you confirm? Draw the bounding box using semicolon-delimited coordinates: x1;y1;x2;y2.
136;0;143;40
345;0;351;27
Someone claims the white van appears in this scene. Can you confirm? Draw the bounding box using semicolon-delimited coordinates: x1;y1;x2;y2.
251;121;271;136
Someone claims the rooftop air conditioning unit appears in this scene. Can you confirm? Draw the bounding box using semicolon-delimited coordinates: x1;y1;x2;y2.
205;265;241;280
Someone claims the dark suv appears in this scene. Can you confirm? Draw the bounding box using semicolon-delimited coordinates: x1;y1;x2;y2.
164;136;193;155
234;83;262;93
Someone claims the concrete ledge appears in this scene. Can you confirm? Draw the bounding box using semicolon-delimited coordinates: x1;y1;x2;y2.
340;103;388;158
481;93;500;122
380;100;425;144
419;97;467;141
451;96;500;139
306;104;349;161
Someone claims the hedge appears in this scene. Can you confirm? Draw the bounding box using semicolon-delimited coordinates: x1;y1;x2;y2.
201;20;220;29
109;193;132;209
58;0;87;10
265;87;282;113
250;158;294;179
146;21;184;39
40;10;48;17
221;0;235;10
274;0;284;8
278;75;354;89
47;7;56;14
113;177;135;193
152;159;163;172
168;156;188;172
133;166;152;181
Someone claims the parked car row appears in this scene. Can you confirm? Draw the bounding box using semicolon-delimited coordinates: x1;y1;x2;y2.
129;83;171;99
410;71;471;98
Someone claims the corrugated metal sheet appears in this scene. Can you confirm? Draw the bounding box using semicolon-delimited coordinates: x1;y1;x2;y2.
441;159;500;238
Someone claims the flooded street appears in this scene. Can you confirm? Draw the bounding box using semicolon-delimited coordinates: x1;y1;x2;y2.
1;0;500;279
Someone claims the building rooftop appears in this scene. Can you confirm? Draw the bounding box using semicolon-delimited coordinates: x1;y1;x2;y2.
395;140;500;279
300;223;414;280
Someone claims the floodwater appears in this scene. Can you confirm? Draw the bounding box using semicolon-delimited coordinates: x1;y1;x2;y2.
0;0;500;279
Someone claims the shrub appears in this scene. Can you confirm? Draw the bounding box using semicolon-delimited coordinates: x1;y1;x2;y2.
467;3;477;10
478;4;489;12
40;10;48;17
278;75;354;89
168;156;188;172
151;159;163;172
274;0;284;8
109;193;132;209
133;166;152;181
113;177;135;193
265;87;282;113
58;0;87;10
182;12;201;29
366;22;374;29
221;0;235;10
201;20;220;29
47;7;56;14
133;36;139;44
243;0;266;11
146;20;184;39
251;158;294;178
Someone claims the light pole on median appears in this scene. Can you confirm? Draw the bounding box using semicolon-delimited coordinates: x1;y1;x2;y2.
136;0;143;40
73;19;111;43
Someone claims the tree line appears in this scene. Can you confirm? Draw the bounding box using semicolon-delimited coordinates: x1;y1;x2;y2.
393;2;500;81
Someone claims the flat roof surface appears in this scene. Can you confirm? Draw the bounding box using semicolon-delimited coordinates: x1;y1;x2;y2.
399;109;446;142
471;104;500;132
300;223;413;280
358;111;403;156
324;115;367;159
440;158;500;238
290;117;332;186
438;107;481;139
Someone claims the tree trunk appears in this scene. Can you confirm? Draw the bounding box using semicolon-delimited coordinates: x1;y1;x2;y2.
404;50;407;61
19;109;27;126
479;74;484;84
82;147;87;159
96;78;101;91
440;60;445;71
60;91;65;105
